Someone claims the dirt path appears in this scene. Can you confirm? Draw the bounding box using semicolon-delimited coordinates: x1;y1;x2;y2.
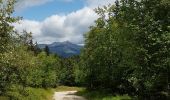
53;91;86;100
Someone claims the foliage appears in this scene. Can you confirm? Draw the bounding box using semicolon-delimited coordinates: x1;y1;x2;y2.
1;86;54;100
44;45;50;56
115;0;170;99
0;0;19;53
0;0;60;99
59;56;80;86
36;52;60;88
78;3;136;93
0;0;169;99
55;86;84;92
0;0;25;95
77;0;170;99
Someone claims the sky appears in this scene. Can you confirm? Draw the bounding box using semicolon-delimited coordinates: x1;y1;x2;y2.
14;0;116;44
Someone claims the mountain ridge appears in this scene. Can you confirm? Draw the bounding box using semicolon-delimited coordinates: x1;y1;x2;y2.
38;41;83;58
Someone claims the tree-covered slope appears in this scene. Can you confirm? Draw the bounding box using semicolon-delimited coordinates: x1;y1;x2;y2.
39;41;83;57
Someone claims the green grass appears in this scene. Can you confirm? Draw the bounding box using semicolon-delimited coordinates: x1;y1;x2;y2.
0;86;55;100
77;89;132;100
1;86;84;100
55;85;85;92
23;87;55;100
55;86;132;100
1;86;132;100
0;96;9;100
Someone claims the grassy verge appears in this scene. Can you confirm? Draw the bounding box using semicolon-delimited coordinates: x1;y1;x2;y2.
0;87;55;100
55;86;132;100
77;89;132;100
1;86;132;100
0;86;84;100
55;85;85;92
23;87;55;100
0;96;9;100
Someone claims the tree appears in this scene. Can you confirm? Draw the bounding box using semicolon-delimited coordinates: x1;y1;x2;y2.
35;52;60;88
44;45;50;56
115;0;170;99
0;0;20;95
78;0;170;99
34;42;42;55
0;0;61;99
77;4;136;92
0;0;19;53
59;56;80;86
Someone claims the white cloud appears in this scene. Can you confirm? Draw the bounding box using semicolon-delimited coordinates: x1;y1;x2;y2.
14;0;116;44
13;20;42;39
86;0;116;8
14;7;98;44
62;0;73;2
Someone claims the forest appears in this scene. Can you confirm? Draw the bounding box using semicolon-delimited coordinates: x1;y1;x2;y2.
0;0;170;100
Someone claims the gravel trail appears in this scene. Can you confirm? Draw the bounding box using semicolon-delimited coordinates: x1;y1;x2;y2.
53;91;86;100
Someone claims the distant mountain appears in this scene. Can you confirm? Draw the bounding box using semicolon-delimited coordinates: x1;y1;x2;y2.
38;41;83;58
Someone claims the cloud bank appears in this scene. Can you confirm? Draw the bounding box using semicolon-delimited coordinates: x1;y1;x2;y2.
86;0;116;8
14;7;97;44
14;0;115;44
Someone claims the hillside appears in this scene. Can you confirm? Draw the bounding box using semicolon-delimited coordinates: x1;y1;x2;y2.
38;41;83;57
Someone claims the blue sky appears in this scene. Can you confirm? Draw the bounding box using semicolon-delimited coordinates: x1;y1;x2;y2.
14;0;115;44
14;0;86;21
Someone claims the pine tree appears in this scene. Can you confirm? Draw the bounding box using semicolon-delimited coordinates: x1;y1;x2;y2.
44;45;50;56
